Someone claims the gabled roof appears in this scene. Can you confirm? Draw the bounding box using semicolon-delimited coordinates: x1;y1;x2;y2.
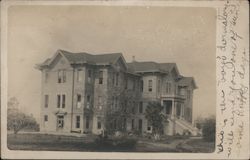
127;61;177;74
37;49;126;69
177;76;197;89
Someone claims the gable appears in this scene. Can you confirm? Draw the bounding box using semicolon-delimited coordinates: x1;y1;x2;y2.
171;67;179;79
113;57;127;72
49;53;72;71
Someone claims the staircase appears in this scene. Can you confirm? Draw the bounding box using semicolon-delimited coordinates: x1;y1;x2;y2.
175;118;201;136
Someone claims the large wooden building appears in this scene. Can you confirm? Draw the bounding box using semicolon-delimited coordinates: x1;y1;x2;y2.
37;49;198;135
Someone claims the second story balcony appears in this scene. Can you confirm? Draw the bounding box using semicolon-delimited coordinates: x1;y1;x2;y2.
160;93;185;100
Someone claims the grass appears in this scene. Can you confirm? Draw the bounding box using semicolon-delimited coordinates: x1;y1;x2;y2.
7;133;97;151
185;139;215;153
7;133;215;152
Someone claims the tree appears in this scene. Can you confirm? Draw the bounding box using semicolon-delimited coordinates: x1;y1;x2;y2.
202;116;215;142
7;97;39;134
194;115;204;130
145;101;165;139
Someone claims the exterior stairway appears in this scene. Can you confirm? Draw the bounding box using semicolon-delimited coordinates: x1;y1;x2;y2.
175;118;201;136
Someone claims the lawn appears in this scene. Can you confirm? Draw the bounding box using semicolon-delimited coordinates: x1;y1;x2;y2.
7;133;215;152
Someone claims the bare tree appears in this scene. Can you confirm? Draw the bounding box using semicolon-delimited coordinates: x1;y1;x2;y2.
7;97;39;134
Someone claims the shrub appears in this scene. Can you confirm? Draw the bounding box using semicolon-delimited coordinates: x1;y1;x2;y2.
8;109;40;134
202;117;215;142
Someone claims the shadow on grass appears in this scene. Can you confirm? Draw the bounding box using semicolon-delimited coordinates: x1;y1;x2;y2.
7;133;215;152
7;133;137;152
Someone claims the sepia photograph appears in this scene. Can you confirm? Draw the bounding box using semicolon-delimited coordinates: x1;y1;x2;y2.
1;0;249;159
6;4;216;153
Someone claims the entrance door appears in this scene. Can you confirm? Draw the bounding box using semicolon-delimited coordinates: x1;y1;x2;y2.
164;100;172;115
176;103;181;118
138;119;143;133
57;115;64;131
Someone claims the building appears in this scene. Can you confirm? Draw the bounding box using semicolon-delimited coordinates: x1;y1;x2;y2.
36;49;199;135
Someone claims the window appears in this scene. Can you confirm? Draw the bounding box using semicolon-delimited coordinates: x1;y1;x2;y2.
63;71;66;83
114;119;117;129
57;95;61;108
62;95;66;108
45;72;49;83
187;90;191;100
99;71;103;84
86;116;90;129
58;71;62;83
112;72;115;86
124;78;128;89
147;126;151;131
131;119;134;129
148;80;152;92
115;73;119;86
158;79;161;93
140;80;144;92
123;118;127;129
98;96;102;110
44;95;49;108
97;117;101;129
76;69;82;82
76;116;80;128
138;119;143;131
86;95;90;108
111;96;114;110
132;80;136;91
88;70;91;82
77;94;81;108
132;101;136;114
58;70;66;83
115;97;118;109
57;94;66;108
139;102;143;113
166;82;171;94
44;115;48;122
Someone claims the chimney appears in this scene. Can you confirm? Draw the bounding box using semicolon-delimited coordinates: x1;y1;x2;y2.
132;56;135;62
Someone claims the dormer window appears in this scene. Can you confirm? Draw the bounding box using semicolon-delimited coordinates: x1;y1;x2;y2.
166;82;171;94
115;73;119;86
148;80;152;92
76;69;82;82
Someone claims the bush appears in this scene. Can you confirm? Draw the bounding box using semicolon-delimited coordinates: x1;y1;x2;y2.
8;109;40;134
202;117;215;142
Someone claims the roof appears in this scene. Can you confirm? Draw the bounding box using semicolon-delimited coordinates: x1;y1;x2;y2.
127;61;176;73
177;76;197;89
38;49;124;68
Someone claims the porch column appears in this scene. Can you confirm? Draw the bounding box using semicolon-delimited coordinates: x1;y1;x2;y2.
171;100;175;118
161;100;164;114
181;103;184;120
172;100;176;135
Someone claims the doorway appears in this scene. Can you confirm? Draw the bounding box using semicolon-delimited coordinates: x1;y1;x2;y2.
57;115;64;131
138;119;143;133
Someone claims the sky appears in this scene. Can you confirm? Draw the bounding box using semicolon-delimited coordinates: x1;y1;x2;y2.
7;5;216;122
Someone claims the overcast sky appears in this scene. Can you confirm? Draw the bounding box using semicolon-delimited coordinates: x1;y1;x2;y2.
8;5;216;121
